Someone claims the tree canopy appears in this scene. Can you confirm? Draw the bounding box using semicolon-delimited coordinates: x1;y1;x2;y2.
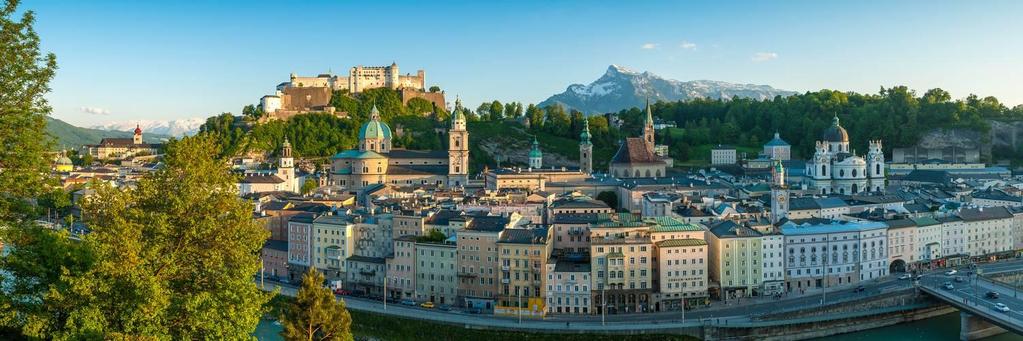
280;269;353;341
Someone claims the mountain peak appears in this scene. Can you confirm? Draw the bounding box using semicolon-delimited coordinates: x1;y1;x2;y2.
606;64;638;75
540;65;796;114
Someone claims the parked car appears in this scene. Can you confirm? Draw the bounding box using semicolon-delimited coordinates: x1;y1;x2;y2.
945;269;958;276
943;282;955;290
400;299;416;306
914;275;923;281
898;274;913;280
333;288;350;296
467;307;482;314
995;303;1011;312
986;291;1000;299
438;304;452;311
954;276;965;283
420;301;435;309
854;285;866;293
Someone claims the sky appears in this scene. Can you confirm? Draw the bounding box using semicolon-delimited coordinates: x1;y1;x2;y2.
21;0;1023;126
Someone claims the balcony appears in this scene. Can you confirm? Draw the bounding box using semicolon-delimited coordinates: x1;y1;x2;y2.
457;272;479;278
501;278;510;284
501;265;510;271
359;269;377;277
567;229;586;236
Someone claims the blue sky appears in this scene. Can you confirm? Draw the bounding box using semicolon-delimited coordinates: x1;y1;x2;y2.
24;0;1023;126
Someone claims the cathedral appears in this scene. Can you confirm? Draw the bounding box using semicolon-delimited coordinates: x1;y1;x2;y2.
330;101;469;190
804;116;885;195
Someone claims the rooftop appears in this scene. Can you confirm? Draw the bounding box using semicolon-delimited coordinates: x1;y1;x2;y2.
656;238;708;248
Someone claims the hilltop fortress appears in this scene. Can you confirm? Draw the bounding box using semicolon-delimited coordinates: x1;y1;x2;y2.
260;62;445;120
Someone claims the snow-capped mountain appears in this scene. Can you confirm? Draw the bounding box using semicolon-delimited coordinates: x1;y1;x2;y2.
539;64;797;114
90;118;205;137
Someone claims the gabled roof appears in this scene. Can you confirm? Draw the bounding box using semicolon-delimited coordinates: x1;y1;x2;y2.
610;137;664;164
957;206;1013;221
498;227;549;244
707;220;762;238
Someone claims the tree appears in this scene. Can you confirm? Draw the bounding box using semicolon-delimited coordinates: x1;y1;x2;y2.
280;269;353;341
242;104;263;120
596;191;618;210
429;85;440;93
0;1;75;337
302;178;318;195
55;135;272;339
525;104;544;130
489;100;504;120
0;0;58;223
476;103;491;121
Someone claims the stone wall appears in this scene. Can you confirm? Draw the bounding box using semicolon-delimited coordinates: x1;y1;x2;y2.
400;88;446;114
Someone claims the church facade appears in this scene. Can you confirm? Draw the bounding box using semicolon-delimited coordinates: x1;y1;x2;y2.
330;101;469;190
609;100;669;178
804;116;885;195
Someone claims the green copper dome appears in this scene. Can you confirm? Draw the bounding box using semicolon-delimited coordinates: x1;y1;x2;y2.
529;137;542;158
359;105;392;140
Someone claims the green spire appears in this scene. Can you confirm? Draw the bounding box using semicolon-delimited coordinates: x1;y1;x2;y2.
529;136;543;158
580;118;592;144
450;96;466;125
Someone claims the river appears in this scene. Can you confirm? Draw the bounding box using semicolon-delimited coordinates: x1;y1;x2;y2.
254;312;1023;340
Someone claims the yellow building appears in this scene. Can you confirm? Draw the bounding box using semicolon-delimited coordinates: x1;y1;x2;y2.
496;227;552;318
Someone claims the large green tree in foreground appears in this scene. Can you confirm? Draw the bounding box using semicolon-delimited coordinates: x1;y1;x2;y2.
57;135;273;339
280;269;353;341
0;0;57;223
0;0;78;338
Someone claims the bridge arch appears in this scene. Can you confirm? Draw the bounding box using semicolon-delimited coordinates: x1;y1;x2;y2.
889;259;907;273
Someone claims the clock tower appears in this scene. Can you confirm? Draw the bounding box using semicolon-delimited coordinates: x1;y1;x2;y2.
770;160;788;224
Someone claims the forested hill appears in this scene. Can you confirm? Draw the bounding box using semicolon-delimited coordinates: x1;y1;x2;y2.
46;117;172;150
624;86;1023;161
198;86;1023;172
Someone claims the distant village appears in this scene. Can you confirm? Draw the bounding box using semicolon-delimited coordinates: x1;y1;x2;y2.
47;63;1023;317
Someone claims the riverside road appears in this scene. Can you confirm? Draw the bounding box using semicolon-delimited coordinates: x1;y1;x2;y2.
262;258;1023;332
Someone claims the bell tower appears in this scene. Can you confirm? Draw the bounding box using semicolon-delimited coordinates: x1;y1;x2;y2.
579;119;593;174
448;97;469;187
770;160;789;224
279;138;295;192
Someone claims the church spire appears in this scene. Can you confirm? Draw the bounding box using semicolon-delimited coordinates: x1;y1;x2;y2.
645;97;654;126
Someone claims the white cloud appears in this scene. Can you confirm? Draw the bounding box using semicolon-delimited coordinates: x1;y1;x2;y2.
680;41;697;50
80;106;110;115
751;52;779;62
641;43;658;50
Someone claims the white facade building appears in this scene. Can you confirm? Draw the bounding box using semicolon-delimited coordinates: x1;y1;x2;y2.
780;219;889;292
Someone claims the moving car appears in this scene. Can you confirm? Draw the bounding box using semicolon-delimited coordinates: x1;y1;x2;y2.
898;274;913;280
986;291;1000;299
954;276;965;283
943;282;955;290
420;301;435;309
945;269;958;276
995;303;1010;313
400;299;416;306
438;304;452;311
854;285;866;293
